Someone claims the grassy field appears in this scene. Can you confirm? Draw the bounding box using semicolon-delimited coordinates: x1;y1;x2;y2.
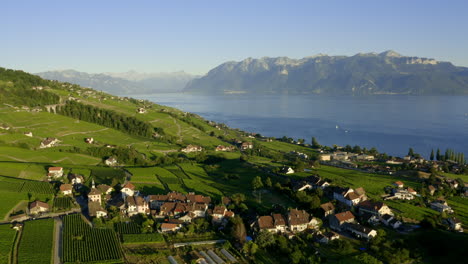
0;224;17;264
447;196;468;230
385;200;437;221
0;146;101;165
122;233;165;244
313;165;422;199
17;219;54;264
0;191;28;220
0;162;45;180
441;172;468;182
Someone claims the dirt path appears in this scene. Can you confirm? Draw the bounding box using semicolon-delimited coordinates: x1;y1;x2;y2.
53;217;63;264
169;116;182;142
57;128;109;137
0;154;27;162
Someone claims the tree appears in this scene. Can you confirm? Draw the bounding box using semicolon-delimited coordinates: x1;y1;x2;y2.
231;216;246;243
311;137;321;148
243;241;258;257
352;145;362;153
252;176;264;190
408;148;414;157
141;218;155;233
264;177;272;188
231;193;246;205
309;195;321;209
430;149;434;161
255;230;275;248
436;148;441;161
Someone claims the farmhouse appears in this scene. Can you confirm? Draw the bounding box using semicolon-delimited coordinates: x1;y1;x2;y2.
330;211;355;231
215;145;235;152
68;173;84;185
105;157;118;166
89;201;107;218
136;107;146;114
85;137;94;144
240;142;253;150
0;124;11;130
24;131;33;137
430;201;453;213
319;154;331;161
345;223;377;240
256;216;276;233
181;145;203;153
447;217;463;232
358;201;393;217
288;209;318;232
48;167;64;178
391;189;414;200
40;137;60;148
381;214;402;229
281;166;295;174
393;181;404;188
60;184;73;195
161;223;181;233
333;187;367;207
317;231;340;244
320;202;335;217
121;182;136;197
29;201;49;215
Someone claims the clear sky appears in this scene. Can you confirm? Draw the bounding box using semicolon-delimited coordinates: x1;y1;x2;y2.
2;0;467;75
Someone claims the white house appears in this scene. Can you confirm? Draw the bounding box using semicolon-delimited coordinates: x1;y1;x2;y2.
48;167;64;178
121;182;136;198
105;157;118;166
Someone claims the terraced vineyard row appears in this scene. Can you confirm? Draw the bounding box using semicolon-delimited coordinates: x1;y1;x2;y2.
114;222;140;234
62;214;123;263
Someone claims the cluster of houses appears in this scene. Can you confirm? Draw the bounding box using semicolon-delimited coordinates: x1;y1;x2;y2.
253;209;320;236
181;145;203;153
78;180;236;233
292;175;330;191
385;181;418;200
215;145;235;152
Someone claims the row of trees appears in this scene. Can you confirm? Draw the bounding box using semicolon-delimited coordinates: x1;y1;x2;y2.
430;148;466;164
57;101;161;139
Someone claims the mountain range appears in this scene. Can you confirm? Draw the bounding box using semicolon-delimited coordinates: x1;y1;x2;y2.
36;70;195;94
184;51;468;95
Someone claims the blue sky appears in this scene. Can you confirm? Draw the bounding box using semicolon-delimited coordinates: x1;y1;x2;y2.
1;0;467;75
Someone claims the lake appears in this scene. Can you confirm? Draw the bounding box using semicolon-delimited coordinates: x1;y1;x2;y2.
135;93;468;158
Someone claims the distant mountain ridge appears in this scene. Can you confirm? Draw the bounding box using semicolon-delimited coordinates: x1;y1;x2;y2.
184;51;468;95
36;70;195;94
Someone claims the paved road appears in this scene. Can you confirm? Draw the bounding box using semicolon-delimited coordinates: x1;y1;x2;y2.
53;217;63;264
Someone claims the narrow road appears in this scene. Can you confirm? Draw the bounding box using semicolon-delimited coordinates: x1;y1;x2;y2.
53;217;63;264
173;239;226;248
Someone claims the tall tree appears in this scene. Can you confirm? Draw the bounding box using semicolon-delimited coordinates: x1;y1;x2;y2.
311;137;321;148
252;176;264;190
408;148;414;157
430;149;434;161
436;148;441;161
231;216;246;243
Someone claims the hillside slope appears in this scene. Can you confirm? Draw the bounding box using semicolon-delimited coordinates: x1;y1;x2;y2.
184;51;468;95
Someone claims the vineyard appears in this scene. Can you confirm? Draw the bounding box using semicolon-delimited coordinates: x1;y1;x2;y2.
114;222;140;234
53;197;73;211
0;224;17;264
0;176;53;194
17;219;54;264
62;214;123;263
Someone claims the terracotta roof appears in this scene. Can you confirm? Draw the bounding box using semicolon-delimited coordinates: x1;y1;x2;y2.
407;187;417;194
213;206;226;215
161;223;178;229
122;182;135;190
273;213;286;226
224;211;235;218
222;196;231;205
48;167;63;171
428;185;436;191
394;181;404;186
29;201;49;210
89;188;102;196
320;202;335;212
359;200;386;212
345;192;360;200
334;211;355;223
257;216;275;229
60;184;73;192
354;187;366;196
288;209;310;226
135;196;147;206
148;194;168;201
160;202;176;212
88;201;106;216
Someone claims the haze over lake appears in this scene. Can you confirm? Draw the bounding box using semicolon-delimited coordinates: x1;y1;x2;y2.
136;93;468;158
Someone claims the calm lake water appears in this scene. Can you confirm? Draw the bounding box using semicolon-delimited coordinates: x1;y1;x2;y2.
135;93;468;158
